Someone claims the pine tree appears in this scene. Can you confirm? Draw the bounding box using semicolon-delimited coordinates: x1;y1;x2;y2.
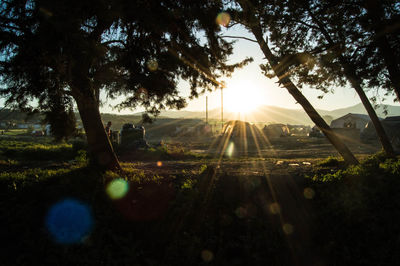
0;0;250;170
254;0;395;156
227;0;359;164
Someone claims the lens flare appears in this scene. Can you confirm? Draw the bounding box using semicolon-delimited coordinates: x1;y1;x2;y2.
269;202;280;215
225;142;234;157
201;250;214;262
216;12;231;27
106;178;129;200
235;206;247;219
283;223;294;235
45;198;93;244
303;187;315;199
147;59;158;71
157;161;163;167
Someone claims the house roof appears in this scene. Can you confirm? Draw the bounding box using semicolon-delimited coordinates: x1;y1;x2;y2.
383;116;400;121
332;113;373;122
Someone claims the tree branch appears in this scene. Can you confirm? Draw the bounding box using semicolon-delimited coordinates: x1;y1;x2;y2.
101;40;126;47
220;35;257;43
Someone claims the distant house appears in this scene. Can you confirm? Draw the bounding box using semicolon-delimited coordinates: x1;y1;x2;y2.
330;113;374;133
330;113;376;143
263;123;290;138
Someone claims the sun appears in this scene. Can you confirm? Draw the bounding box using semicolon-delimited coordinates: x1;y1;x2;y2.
224;80;264;113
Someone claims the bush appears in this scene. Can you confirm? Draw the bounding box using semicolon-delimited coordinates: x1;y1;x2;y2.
71;139;88;154
305;153;400;265
74;150;88;164
317;156;342;167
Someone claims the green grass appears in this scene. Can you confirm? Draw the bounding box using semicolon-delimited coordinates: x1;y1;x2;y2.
0;138;75;161
0;129;27;136
305;153;400;265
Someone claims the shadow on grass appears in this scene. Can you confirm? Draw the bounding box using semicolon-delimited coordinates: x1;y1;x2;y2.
0;164;296;266
2;153;400;265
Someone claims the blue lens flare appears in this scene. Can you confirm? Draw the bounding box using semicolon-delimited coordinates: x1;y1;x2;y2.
45;198;93;244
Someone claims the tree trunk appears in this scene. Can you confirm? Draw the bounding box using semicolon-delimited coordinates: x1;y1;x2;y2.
340;61;395;157
364;1;400;102
249;24;359;165
75;95;122;171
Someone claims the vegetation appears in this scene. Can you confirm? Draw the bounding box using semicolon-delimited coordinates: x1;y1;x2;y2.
226;0;359;165
44;94;77;142
1;1;399;264
0;138;75;161
305;153;400;265
0;137;399;265
253;0;395;156
0;0;251;170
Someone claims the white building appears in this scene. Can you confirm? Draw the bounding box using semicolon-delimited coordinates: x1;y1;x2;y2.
330;113;374;133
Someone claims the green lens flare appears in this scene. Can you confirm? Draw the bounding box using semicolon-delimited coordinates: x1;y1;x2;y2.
106;179;129;200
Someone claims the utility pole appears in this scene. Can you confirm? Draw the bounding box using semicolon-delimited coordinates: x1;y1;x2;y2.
221;86;224;131
206;96;208;124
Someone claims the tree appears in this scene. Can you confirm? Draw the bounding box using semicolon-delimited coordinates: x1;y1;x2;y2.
0;0;250;170
257;0;395;156
227;0;359;164
44;95;77;142
361;0;400;102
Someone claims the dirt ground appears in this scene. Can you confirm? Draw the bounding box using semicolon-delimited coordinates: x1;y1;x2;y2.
123;136;381;177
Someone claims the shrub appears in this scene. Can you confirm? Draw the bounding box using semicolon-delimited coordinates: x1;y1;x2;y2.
317;156;342;167
71;139;88;154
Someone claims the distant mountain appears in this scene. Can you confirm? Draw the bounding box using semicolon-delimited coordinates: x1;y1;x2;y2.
147;103;400;126
2;103;400;127
318;103;400;118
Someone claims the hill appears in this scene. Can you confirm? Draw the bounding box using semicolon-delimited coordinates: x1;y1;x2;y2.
2;103;400;128
152;103;400;125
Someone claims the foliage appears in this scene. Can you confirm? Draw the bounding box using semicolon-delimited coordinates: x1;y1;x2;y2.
250;0;400;100
44;97;77;142
71;139;88;154
0;0;252;169
74;150;88;165
26;125;34;135
317;156;342;167
305;153;400;264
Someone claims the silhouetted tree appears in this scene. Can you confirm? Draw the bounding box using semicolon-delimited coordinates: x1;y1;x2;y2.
0;0;250;170
44;96;77;142
257;0;395;156
361;0;400;101
227;0;359;164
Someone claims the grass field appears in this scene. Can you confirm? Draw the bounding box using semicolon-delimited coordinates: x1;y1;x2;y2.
1;136;399;265
1;128;28;136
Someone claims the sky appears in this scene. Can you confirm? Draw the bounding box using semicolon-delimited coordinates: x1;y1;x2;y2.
101;23;400;115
